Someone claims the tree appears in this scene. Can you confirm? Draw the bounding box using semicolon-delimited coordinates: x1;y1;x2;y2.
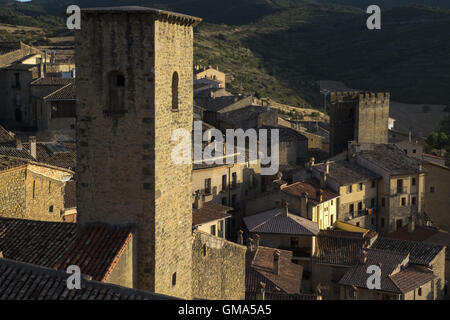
440;116;450;135
426;131;439;149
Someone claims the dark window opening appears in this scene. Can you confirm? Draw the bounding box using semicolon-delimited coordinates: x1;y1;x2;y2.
172;273;177;287
204;178;211;195
396;219;403;230
412;197;416;206
401;197;406;206
172;71;179;111
202;244;207;257
430;186;435;193
222;175;227;191
412;178;416;186
49;205;54;214
116;74;125;87
381;218;385;228
418;287;422;296
382;198;386;207
210;225;216;236
106;71;127;115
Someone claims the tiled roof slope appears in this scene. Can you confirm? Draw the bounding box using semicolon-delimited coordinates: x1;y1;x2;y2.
339;249;409;293
371;238;444;266
0;126;14;144
64;180;77;209
314;230;377;266
192;201;232;226
45;83;75;101
282;181;338;205
0;258;175;300
390;265;436;294
246;246;303;297
313;160;380;185
0;217;134;281
244;208;319;236
0;156;28;172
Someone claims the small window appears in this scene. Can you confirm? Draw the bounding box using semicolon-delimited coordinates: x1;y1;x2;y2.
381;198;386;207
348;185;352;193
356;222;360;227
172;72;179;111
358;202;362;211
210;225;216;236
412;178;416;186
232;172;237;188
396;219;403;230
331;200;334;205
418;287;422;296
222;175;227;191
371;180;376;188
412;197;416;206
172;273;177;287
290;237;299;247
33;180;36;199
349;204;354;214
359;183;363;191
401;197;406;206
221;197;227;205
202;244;207;257
413;149;417;154
381;218;385;228
430;186;435;193
204;178;211;195
116;74;125;87
49;205;54;213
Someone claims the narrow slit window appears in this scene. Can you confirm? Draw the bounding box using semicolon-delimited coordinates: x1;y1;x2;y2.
172;72;179;111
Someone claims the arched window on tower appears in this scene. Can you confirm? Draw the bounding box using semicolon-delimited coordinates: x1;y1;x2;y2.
106;71;126;116
172;71;179;111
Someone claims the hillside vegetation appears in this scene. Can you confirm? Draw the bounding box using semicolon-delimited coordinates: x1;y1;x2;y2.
0;0;449;107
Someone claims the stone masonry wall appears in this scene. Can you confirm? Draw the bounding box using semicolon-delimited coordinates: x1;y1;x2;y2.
192;231;246;300
0;167;27;218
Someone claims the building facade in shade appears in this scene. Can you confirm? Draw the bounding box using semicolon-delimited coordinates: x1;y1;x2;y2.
75;7;202;299
329;92;389;156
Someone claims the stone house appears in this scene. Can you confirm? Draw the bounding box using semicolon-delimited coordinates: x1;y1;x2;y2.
353;143;427;234
279;180;339;230
311;229;378;300
371;237;446;299
0;155;74;222
311;158;380;229
339;249;437;300
192;199;233;240
194;65;226;88
423;161;450;233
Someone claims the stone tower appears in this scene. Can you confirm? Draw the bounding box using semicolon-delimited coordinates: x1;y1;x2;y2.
75;7;201;299
329;91;389;155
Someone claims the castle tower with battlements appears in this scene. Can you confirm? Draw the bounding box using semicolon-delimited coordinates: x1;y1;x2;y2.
329;91;390;155
75;7;202;299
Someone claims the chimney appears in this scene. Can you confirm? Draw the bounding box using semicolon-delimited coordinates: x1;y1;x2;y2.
325;161;330;174
282;201;289;217
254;234;260;249
193;192;203;209
300;192;308;218
360;249;368;264
320;171;327;189
256;282;266;300
29;136;37;159
408;216;416;234
247;237;254;252
273;250;280;275
238;230;244;245
16;137;23;150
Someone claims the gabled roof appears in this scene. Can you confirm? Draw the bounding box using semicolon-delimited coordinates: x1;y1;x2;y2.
0;217;134;282
339;249;409;293
0;258;175;300
339;249;435;294
44;83;75;101
371;237;444;266
281;180;338;205
192;201;232;226
0;156;28;172
244;208;319;236
0;126;15;145
314;230;377;266
313;160;380;185
246;246;302;296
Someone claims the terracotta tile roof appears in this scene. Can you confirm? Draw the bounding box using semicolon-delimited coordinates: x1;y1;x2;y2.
313;160;380;185
192;201;232;226
246;246;302;296
339;249;410;293
282;180;338;205
31;77;74;86
246;291;320;300
64;180;77;209
0;147;34;160
390;265;436;294
371;238;444;266
244;208;319;236
0;217;134;282
23;143;76;170
44;83;75;101
0;258;175;300
387;225;450;258
359;144;426;175
0;156;28;172
0;126;15;144
314;230;377;266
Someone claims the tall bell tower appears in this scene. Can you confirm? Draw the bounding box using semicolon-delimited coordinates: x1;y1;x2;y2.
75;6;201;299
